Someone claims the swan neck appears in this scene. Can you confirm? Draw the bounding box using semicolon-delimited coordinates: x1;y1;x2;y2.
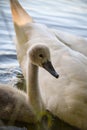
28;62;38;89
26;60;44;119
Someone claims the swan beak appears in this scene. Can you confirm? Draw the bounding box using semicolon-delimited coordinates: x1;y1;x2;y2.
42;60;59;78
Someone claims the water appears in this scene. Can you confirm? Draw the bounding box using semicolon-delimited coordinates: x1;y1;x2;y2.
0;0;87;129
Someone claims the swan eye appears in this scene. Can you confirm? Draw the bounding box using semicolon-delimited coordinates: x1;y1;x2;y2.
39;54;44;58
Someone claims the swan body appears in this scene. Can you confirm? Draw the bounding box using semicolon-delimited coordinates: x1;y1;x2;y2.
10;0;87;129
51;29;87;57
0;84;36;124
0;44;58;126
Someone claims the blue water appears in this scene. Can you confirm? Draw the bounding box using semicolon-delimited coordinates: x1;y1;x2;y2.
0;0;87;129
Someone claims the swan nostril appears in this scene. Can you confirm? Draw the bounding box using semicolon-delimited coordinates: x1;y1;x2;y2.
39;54;43;58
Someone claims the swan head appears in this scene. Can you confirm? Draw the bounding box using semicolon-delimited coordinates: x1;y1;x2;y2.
28;44;59;78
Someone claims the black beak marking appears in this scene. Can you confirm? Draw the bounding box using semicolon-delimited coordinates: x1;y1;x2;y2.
42;60;59;78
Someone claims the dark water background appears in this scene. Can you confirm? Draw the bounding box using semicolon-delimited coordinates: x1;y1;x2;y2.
0;0;87;129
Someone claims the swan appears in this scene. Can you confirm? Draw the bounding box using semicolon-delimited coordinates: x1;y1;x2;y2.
0;44;58;126
51;29;87;57
0;84;35;125
10;0;87;129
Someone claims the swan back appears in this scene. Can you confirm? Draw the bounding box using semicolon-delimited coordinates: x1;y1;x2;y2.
0;84;36;123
